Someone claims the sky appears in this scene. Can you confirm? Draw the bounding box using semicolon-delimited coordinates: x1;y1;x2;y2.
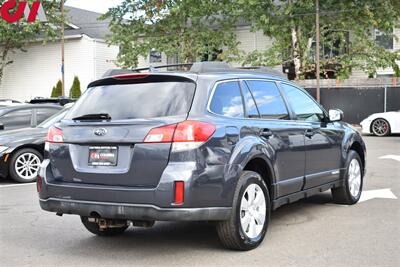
65;0;123;14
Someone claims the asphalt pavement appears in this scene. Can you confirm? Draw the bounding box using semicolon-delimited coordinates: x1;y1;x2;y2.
0;134;399;267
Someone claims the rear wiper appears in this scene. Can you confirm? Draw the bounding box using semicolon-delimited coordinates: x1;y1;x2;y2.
72;113;112;121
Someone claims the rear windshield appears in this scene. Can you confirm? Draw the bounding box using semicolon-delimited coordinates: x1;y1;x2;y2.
65;82;195;120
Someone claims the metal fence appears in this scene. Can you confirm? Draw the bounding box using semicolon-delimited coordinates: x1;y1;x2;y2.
304;87;400;124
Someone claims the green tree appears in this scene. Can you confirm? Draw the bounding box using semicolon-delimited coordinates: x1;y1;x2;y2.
237;0;400;80
51;80;62;97
103;0;240;68
0;0;64;84
69;76;81;99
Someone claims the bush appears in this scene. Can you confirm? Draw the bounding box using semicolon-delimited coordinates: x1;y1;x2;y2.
51;80;63;98
69;76;81;99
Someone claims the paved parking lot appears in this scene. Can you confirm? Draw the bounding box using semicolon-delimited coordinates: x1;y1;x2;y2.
0;134;399;267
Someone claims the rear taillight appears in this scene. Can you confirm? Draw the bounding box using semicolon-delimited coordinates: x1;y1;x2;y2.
143;120;216;152
174;181;185;205
46;126;64;143
173;121;216;143
144;124;177;143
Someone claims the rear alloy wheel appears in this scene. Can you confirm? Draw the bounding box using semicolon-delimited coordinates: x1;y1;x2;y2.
216;171;270;251
9;148;43;183
371;118;391;136
240;184;266;239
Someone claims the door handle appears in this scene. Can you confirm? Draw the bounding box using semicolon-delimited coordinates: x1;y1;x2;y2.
260;129;273;138
305;129;315;138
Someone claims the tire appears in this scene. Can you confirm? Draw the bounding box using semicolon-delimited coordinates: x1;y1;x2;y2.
216;171;271;251
81;217;129;236
331;150;363;205
9;148;43;183
371;118;391;136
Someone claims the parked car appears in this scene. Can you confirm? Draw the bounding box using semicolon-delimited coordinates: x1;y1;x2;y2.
28;97;76;106
360;111;400;136
0;108;70;183
0;99;22;108
0;104;62;131
38;62;366;251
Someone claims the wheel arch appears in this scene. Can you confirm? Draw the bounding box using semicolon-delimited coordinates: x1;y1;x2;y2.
349;141;365;172
242;156;275;201
8;144;44;159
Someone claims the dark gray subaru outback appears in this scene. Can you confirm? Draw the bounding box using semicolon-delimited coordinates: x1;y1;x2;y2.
38;62;366;250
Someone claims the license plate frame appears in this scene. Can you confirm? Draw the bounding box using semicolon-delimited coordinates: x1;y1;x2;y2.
88;146;118;166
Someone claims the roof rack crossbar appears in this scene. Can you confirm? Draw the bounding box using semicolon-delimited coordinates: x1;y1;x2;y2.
131;63;194;73
103;62;287;79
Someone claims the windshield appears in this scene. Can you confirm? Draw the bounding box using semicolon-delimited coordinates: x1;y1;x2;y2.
65;82;196;121
38;109;69;128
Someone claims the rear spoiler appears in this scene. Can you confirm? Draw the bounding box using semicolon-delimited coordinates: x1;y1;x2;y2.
88;73;197;88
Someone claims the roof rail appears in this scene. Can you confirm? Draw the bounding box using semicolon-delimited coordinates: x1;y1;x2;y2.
101;64;192;77
132;64;194;73
102;62;287;78
189;62;231;73
236;66;287;78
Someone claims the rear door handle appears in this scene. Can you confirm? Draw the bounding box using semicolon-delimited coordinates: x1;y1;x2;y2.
260;129;273;138
305;129;315;138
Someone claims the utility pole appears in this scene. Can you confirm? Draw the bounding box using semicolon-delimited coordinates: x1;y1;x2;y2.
315;0;321;103
61;0;65;97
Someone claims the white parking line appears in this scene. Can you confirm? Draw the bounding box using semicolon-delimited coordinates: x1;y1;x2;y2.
0;183;35;188
379;155;400;162
359;188;397;203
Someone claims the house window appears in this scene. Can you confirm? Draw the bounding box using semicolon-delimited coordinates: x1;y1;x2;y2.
375;30;394;50
311;31;350;60
150;49;162;63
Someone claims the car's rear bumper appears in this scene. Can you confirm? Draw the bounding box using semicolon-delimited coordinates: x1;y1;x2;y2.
39;198;231;221
38;159;235;221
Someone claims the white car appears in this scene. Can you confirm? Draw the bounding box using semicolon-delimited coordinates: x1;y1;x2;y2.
360;111;400;136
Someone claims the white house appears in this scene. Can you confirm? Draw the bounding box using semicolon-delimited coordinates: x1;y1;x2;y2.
0;7;119;101
137;24;400;80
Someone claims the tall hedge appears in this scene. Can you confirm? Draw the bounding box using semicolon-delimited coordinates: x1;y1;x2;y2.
69;76;81;99
51;80;63;98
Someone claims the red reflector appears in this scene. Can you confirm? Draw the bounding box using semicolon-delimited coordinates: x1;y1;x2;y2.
46;126;64;143
174;181;184;205
113;73;149;80
36;176;41;193
173;121;216;142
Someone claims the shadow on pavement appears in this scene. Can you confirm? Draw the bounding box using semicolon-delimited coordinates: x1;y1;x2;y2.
61;193;336;256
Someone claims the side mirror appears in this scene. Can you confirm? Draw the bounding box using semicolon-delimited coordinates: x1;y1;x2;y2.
329;109;344;122
0;124;4;130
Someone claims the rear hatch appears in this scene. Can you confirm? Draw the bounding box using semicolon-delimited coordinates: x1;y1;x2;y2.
48;74;196;188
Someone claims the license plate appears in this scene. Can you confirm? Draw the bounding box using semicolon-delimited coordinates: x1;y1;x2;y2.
88;146;118;166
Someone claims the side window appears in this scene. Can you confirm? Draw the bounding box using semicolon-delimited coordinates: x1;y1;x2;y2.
242;85;260;118
245;81;289;120
209;81;244;118
0;109;33;130
280;83;324;122
36;108;60;125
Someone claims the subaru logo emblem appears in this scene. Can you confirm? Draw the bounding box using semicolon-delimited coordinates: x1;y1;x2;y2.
94;128;107;136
